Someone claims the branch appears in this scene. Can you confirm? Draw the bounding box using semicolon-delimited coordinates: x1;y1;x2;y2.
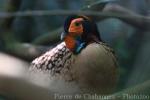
0;10;119;17
108;80;150;100
0;10;149;27
102;3;150;30
4;43;52;61
82;0;116;11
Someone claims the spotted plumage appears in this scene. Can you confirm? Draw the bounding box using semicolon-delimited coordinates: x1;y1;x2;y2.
30;42;75;79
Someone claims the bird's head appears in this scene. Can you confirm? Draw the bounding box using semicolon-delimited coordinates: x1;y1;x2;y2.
61;15;102;54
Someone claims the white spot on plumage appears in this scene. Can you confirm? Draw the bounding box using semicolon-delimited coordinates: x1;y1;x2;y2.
48;63;52;69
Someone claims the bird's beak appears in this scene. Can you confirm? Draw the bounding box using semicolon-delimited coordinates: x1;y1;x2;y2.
61;32;66;40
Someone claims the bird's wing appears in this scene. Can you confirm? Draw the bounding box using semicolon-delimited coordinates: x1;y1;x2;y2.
28;42;81;94
71;42;119;94
98;42;119;68
30;42;72;76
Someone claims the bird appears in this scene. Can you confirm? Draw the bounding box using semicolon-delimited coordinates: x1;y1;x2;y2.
28;15;119;97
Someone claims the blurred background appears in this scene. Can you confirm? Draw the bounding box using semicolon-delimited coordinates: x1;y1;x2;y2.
0;0;150;99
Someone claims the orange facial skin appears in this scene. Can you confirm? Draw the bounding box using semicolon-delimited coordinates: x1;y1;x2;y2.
64;18;84;51
68;18;83;36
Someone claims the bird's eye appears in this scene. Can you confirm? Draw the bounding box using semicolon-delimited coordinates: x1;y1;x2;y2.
74;22;80;26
